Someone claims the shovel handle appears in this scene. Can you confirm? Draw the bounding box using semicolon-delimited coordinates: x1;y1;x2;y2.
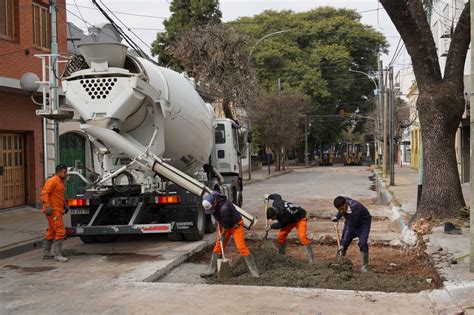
217;224;226;260
333;222;341;248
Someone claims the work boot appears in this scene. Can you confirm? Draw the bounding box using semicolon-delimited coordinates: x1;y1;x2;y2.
278;244;286;255
52;239;68;262
360;252;369;273
244;254;260;278
304;244;315;264
200;253;219;278
42;239;54;259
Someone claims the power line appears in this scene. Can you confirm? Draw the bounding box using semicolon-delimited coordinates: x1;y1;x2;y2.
62;3;168;19
0;47;35;57
388;37;402;66
63;8;125;43
96;0;155;56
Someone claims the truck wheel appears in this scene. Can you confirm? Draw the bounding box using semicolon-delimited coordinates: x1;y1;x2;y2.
168;232;185;241
205;214;217;233
79;236;97;243
184;204;206;241
95;235;118;242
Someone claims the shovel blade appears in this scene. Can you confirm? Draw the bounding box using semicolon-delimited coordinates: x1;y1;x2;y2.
217;259;233;279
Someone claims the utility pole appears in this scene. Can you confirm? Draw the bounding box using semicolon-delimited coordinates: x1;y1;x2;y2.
50;0;60;170
469;0;473;272
305;115;309;167
378;58;384;167
389;66;395;186
382;68;389;177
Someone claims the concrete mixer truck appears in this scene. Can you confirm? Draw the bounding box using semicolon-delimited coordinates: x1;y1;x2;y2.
38;43;256;243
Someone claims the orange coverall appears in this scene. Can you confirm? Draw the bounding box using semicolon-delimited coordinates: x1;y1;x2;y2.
213;219;250;257
277;217;310;246
41;175;66;241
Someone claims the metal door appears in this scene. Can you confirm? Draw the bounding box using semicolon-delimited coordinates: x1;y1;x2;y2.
59;133;86;199
0;134;26;208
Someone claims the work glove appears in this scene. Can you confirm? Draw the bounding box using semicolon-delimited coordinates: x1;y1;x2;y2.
44;207;53;216
64;205;70;214
265;225;271;231
331;217;338;223
264;194;269;200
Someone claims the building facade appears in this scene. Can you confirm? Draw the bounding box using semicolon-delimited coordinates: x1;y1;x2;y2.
0;0;67;208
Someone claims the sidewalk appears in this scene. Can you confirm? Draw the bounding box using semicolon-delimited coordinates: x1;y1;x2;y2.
383;164;471;214
0;206;45;259
242;165;294;185
375;164;474;314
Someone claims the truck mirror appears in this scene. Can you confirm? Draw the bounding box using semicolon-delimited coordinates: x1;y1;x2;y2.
247;130;252;143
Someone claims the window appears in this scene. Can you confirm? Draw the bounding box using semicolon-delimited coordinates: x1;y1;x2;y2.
32;2;51;50
0;0;14;40
215;124;226;144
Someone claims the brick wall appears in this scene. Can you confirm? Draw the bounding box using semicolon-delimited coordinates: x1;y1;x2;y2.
0;91;44;206
0;0;67;207
0;0;67;80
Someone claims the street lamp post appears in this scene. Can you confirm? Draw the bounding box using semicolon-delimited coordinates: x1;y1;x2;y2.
246;29;294;180
304;117;312;167
348;68;380;167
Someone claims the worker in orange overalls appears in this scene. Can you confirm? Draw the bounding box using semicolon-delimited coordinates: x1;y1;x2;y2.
200;191;259;278
265;194;315;263
41;164;69;262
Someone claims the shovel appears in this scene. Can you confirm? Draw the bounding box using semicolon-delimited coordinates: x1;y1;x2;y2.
217;226;233;279
264;197;270;240
333;222;343;258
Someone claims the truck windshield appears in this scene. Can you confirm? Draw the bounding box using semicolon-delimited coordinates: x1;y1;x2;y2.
215;124;226;144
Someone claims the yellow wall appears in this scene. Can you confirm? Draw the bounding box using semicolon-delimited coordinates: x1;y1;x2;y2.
410;128;420;170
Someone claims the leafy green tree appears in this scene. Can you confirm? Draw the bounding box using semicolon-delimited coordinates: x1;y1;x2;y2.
151;0;222;69
231;7;387;146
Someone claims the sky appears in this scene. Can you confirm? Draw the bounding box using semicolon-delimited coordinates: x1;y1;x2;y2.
64;0;410;72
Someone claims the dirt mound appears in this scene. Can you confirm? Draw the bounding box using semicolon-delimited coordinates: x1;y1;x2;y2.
206;243;435;293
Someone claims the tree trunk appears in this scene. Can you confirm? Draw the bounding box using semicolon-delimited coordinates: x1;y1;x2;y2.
222;89;234;120
416;84;466;218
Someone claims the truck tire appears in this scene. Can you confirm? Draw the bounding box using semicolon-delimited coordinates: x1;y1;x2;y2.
168;232;185;241
95;235;118;242
205;213;217;233
79;236;97;243
184;204;206;241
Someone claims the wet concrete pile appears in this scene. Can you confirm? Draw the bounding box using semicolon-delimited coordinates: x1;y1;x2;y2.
206;244;435;293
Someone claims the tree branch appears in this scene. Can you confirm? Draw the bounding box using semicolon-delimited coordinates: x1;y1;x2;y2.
444;2;471;86
380;0;442;89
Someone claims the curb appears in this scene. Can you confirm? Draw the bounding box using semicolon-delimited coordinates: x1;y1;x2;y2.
373;170;417;246
0;237;44;260
244;169;294;186
143;236;214;282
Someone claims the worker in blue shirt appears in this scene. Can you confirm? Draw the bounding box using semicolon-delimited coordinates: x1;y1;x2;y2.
332;196;372;272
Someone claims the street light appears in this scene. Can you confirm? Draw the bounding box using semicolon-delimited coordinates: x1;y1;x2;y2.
348;68;379;93
348;68;382;167
246;29;294;180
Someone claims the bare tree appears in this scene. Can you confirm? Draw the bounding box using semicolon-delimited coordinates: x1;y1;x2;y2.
380;1;470;218
251;91;309;171
170;23;256;121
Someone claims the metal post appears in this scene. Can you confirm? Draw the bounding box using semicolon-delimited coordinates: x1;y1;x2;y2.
247;119;251;180
417;134;423;208
49;0;60;168
378;58;384;167
305;116;308;167
389;66;395;185
469;0;474;272
382;69;389;177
